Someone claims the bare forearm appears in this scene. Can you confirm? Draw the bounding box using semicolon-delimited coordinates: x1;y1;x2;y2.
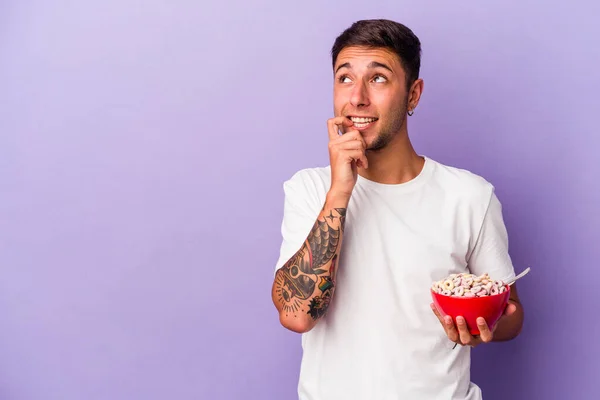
272;192;349;333
493;299;524;341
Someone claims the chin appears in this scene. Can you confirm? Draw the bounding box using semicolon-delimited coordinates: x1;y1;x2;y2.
366;132;393;152
361;131;379;146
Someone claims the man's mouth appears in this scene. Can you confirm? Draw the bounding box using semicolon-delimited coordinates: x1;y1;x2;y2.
348;116;378;129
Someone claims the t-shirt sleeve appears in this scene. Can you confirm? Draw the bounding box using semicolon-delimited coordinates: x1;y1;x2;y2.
467;191;516;283
274;171;322;275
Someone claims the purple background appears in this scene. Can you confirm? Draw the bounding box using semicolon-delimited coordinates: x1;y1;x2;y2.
1;1;598;399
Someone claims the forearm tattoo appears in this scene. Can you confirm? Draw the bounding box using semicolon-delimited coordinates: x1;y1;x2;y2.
274;208;346;321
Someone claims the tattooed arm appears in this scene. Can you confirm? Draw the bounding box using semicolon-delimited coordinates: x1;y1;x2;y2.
272;116;367;333
271;192;348;333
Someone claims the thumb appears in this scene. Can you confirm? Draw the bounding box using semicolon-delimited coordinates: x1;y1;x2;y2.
504;302;517;316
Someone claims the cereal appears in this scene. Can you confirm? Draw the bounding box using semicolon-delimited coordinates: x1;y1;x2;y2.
431;273;507;297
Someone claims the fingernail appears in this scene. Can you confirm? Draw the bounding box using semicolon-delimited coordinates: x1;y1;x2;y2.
477;317;486;325
456;317;464;325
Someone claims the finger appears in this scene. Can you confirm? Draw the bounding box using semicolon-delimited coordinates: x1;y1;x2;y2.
360;153;369;169
350;130;368;149
340;131;368;167
330;129;364;146
330;130;369;169
444;315;459;343
504;302;517;317
345;146;368;169
455;316;472;345
335;140;366;151
344;150;368;167
476;317;493;343
327;117;354;140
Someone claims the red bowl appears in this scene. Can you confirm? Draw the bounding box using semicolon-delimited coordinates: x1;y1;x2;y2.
431;286;510;335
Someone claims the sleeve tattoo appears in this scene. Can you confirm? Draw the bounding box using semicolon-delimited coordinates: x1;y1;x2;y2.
274;208;346;321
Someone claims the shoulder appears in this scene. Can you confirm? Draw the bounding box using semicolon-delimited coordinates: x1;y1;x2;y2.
280;166;331;211
428;158;495;205
283;166;331;195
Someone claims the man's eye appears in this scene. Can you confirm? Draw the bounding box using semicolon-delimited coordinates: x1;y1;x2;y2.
372;75;387;83
339;75;352;83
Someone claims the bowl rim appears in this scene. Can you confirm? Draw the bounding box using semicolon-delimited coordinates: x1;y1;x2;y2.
430;285;510;299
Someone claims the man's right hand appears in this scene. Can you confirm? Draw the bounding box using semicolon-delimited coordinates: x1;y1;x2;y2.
327;117;368;199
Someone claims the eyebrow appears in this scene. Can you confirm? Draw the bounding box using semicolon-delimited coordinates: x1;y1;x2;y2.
335;61;394;74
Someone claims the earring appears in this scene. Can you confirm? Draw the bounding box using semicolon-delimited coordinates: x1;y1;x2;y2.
408;109;414;116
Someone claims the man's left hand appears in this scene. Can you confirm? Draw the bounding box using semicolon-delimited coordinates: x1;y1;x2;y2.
430;302;518;347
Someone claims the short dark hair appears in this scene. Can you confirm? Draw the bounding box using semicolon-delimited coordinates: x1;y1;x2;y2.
331;19;422;89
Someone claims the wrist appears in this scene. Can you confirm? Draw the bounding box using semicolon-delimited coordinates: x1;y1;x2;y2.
325;190;351;208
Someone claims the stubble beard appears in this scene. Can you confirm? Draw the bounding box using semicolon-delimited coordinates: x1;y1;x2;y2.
367;103;408;152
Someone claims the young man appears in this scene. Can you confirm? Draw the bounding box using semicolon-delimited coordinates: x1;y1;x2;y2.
271;19;524;400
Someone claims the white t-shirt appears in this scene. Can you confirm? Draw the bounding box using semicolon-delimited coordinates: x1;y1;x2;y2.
274;156;516;400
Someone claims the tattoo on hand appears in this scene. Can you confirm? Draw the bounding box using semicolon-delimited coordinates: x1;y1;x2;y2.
275;208;346;320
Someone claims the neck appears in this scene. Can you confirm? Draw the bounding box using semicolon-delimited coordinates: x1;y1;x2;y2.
358;129;425;185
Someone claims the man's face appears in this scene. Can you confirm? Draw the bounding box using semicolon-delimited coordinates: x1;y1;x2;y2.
333;46;409;151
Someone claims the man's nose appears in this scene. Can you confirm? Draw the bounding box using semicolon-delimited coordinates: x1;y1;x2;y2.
350;80;370;108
